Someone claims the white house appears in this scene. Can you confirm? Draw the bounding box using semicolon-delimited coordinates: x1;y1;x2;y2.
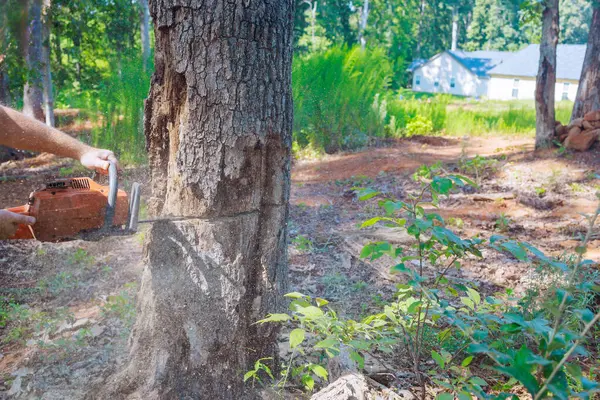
409;44;586;101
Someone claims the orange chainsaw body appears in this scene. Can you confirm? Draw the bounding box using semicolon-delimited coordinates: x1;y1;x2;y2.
6;177;129;242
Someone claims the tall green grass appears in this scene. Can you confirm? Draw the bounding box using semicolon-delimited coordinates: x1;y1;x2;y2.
91;53;151;164
293;46;392;153
55;52;151;164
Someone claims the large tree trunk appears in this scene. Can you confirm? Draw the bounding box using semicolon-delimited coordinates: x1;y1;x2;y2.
139;0;151;71
22;0;44;121
535;0;559;150
89;0;293;399
41;0;54;126
572;5;600;121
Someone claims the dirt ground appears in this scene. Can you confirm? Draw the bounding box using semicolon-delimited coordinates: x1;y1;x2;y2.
1;135;599;399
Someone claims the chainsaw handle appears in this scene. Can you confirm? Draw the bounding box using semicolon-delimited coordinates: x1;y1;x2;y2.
103;161;118;228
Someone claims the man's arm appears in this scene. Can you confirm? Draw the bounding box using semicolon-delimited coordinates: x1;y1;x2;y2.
0;105;121;239
0;105;118;172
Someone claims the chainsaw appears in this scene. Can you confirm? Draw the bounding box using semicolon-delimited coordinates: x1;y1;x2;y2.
5;161;143;242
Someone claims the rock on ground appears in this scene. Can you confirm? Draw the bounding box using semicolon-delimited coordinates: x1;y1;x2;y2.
310;373;414;400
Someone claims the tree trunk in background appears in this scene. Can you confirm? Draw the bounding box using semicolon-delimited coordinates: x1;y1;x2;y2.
415;0;426;57
0;0;10;106
42;0;54;126
139;0;150;71
572;5;600;120
23;0;44;121
358;0;369;49
89;0;293;398
534;0;559;150
451;5;458;51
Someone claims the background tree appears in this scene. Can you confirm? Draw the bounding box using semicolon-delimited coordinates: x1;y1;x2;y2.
42;0;54;126
138;0;150;71
90;0;294;398
572;2;600;120
534;0;559;149
23;0;45;121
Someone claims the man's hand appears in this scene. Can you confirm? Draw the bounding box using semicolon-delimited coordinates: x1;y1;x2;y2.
79;148;119;174
0;210;36;240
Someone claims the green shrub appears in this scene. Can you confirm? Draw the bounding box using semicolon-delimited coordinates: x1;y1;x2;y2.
292;46;392;153
406;115;434;136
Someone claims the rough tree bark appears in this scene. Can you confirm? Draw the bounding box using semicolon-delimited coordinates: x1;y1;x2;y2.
42;0;54;126
22;0;44;121
139;0;151;71
89;0;293;399
534;0;559;150
572;4;600;120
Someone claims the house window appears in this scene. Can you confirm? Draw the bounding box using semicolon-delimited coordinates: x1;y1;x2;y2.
512;79;519;99
415;75;421;85
562;82;570;101
450;77;456;88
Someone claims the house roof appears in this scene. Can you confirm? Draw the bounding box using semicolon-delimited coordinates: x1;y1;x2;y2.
488;44;586;80
410;50;510;77
447;50;509;77
407;58;427;72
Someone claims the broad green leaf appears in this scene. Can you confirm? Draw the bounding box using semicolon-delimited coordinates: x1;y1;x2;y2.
470;376;487;386
467;288;481;305
573;308;595;324
284;292;306;299
361;217;383;228
458;392;471;400
301;374;315;390
289;328;305;349
431;350;445;369
243;371;255;382
501;242;528;261
311;365;328;380
296;306;324;319
315;337;338;349
350;351;365;369
461;297;475;310
315;298;329;307
355;188;380;201
256;313;290;324
436;393;454;400
496;365;540;396
461;356;474;367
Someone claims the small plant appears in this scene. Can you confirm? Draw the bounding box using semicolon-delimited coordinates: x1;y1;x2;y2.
68;248;95;268
534;186;547;197
243;358;275;388
102;282;138;328
292;235;313;252
569;182;585;193
494;213;512;232
254;163;600;399
458;155;499;185
406;115;434;136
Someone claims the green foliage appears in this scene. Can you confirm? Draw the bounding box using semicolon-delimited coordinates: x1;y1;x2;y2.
458;155;499;185
405;115;434;136
254;163;600;399
102;282;138;328
292;46;392;153
88;52;151;164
